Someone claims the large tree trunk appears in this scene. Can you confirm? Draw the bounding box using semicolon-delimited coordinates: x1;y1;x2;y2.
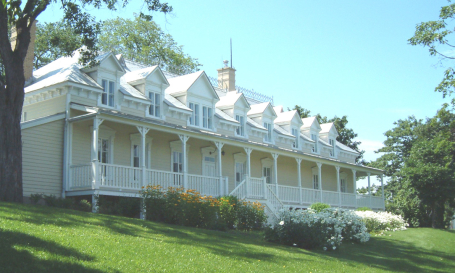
0;15;30;203
431;200;445;229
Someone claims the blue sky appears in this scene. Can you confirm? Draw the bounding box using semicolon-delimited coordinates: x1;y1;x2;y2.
41;0;451;187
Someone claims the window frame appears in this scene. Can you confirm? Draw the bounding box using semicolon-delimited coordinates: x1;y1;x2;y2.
263;122;273;143
311;133;319;153
101;79;115;108
292;128;299;149
235;114;245;137
147;91;161;118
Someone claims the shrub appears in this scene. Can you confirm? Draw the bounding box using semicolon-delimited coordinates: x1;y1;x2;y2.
29;193;43;204
76;199;92;212
140;186;267;231
355;211;408;233
357;207;372;211
310;202;331;212
265;208;370;250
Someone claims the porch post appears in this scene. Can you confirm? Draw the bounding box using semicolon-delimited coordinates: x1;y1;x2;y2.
367;172;372;208
336;166;341;208
91;117;103;190
137;126;150;220
352;170;357;208
215;142;225;196
381;174;385;210
272;153;279;197
244;147;253;176
179;134;189;189
296;158;302;204
317;162;322;202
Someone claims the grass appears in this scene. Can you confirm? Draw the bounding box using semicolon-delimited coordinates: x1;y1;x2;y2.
0;202;454;273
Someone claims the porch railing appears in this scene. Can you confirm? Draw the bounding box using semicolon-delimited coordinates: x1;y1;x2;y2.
322;190;340;206
69;164;92;189
99;163;141;189
188;174;220;197
145;169;184;189
248;177;266;199
301;188;321;204
341;192;356;207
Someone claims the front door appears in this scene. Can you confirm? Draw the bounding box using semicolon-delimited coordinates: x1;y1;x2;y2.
203;156;216;177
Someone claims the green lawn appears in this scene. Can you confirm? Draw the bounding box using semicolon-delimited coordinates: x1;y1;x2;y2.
0;202;454;272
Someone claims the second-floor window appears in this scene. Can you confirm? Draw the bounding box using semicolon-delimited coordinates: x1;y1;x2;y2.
189;103;200;126
264;122;272;142
292;128;299;148
149;92;161;118
101;80;115;107
329;139;335;157
236;115;245;136
311;133;318;153
202;106;212;129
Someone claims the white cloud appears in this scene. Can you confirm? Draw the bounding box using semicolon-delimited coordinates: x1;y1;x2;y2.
356;139;384;162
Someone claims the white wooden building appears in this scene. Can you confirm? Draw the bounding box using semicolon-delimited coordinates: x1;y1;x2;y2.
20;50;384;220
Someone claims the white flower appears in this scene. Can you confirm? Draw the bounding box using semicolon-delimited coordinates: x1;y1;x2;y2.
333;246;336;250
279;221;284;226
323;247;327;251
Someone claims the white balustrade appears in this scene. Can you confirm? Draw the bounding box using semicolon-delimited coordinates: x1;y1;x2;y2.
301;188;321;204
145;169;184;189
69;164;92;189
249;177;265;199
188;174;220;197
371;196;384;209
266;184;284;217
340;193;356;207
278;185;300;203
356;195;370;207
99;163;141;189
322;191;340;206
230;179;247;199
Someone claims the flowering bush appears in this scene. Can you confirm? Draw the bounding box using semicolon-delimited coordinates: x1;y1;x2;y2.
141;186;266;231
355;211;409;233
265;208;370;250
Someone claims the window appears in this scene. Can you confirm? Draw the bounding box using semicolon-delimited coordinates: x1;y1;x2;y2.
329;139;335;157
202;106;212;129
101;80;115;107
172;151;183;173
313;174;319;190
21;112;27;122
98;138;109;163
263;122;273;142
311;133;318;153
235;115;245;136
340;178;347;193
148;92;161;118
189;103;200;126
292;128;299;148
263;167;272;184
235;162;245;185
133;145;140;167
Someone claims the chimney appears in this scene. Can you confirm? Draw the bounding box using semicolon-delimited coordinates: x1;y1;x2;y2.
217;60;236;91
10;20;36;82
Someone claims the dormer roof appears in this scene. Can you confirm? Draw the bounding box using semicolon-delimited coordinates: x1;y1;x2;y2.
273;105;283;114
94;52;125;73
275;110;303;126
247;102;277;118
122;65;170;87
320;122;339;137
166;70;219;100
301;116;321;131
215;91;250;110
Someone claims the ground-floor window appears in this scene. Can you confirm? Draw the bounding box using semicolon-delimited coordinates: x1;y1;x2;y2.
263;167;272;184
313;174;319;190
340;178;347;193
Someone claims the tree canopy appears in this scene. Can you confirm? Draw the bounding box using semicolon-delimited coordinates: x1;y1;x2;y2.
291;105;365;164
369;105;455;228
409;1;455;102
0;0;172;202
32;16;201;74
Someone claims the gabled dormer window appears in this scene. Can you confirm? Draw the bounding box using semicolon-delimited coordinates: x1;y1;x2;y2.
202;106;212;129
329;139;335;157
236;115;245;136
101;80;115;107
311;133;318;153
263;122;273;143
189;103;200;126
292;128;299;148
148;92;161;118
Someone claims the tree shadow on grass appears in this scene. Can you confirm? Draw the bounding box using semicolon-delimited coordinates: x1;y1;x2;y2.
0;230;113;273
321;234;455;272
